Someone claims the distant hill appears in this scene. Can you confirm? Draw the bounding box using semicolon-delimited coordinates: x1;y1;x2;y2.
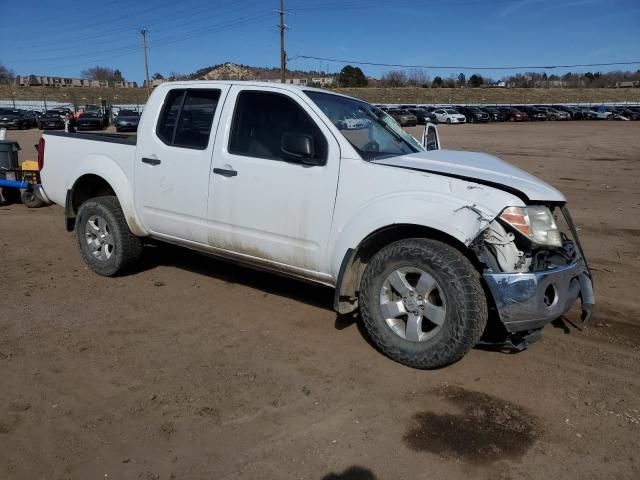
187;62;327;81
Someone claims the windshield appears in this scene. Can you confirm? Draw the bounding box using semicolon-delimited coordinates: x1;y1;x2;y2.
446;109;458;115
304;91;423;160
118;110;139;116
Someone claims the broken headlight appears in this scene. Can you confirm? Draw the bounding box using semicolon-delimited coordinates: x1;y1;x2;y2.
499;206;562;247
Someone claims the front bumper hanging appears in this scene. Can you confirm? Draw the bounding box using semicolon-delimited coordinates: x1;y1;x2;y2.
484;257;593;332
483;206;595;333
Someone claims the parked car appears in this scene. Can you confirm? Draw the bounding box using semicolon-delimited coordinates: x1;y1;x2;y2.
498;107;529;122
115;110;141;132
387;108;418;126
76;111;107;130
432;108;466;124
0;109;38;129
455;106;490;123
337;113;371;130
518;106;547;121
552;105;584;120
611;106;640;121
38;81;594;369
578;106;598;120
38;109;68;130
407;107;437;125
592;105;615;120
536;106;570;121
480;106;506;122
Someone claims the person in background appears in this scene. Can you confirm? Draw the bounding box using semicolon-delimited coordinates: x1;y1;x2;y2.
66;110;77;133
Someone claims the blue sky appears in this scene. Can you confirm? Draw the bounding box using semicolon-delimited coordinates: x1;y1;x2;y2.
1;0;639;83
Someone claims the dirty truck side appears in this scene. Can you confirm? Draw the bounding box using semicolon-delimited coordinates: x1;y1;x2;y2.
39;81;594;369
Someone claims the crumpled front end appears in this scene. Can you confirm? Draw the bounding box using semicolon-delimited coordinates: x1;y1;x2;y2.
472;206;594;344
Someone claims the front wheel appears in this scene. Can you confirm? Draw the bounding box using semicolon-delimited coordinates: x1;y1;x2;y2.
75;196;142;276
359;238;487;369
446;118;451;124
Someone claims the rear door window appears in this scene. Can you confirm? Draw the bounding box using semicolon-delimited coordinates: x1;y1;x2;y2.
156;89;221;149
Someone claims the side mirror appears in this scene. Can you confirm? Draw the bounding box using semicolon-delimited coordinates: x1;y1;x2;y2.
281;133;320;165
422;123;440;151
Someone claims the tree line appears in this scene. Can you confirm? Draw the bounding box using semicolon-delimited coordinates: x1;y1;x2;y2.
353;66;640;88
3;60;639;89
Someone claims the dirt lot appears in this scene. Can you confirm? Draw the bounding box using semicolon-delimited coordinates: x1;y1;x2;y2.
1;122;639;480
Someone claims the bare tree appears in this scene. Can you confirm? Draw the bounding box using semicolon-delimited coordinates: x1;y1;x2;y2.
407;69;429;87
167;71;185;81
380;70;407;87
0;62;15;85
81;66;118;82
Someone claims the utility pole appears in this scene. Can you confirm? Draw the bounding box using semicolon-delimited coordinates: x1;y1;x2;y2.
141;28;151;96
279;0;286;83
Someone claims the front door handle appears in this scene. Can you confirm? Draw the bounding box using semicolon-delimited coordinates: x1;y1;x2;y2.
213;168;238;177
142;157;161;166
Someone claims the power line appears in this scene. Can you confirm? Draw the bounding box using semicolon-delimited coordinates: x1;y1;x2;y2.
289;55;640;71
7;10;272;65
22;15;273;74
4;0;266;60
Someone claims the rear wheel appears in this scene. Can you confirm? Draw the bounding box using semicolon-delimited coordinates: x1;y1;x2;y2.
75;196;142;276
359;238;487;369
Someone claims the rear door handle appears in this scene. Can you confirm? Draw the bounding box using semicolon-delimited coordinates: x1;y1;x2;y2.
142;157;161;166
213;168;238;177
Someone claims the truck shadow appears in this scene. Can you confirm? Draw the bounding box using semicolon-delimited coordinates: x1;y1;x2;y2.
138;242;336;311
137;243;542;358
321;466;378;480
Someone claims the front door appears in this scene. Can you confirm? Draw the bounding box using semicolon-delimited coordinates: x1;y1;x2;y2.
134;86;229;244
208;86;340;274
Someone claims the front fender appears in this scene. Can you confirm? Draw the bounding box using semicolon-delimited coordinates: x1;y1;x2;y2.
67;154;147;237
328;185;522;279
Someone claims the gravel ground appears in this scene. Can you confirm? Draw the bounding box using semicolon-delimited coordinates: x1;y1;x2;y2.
1;121;639;480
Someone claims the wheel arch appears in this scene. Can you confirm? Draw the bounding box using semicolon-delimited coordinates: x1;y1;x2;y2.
333;223;481;314
65;173;145;236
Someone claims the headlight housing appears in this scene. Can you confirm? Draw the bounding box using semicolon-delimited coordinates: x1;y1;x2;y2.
499;206;562;247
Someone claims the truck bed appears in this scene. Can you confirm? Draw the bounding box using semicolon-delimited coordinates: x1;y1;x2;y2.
40;130;137;208
44;130;137;146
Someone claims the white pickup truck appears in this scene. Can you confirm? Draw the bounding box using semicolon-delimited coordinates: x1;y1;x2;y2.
37;81;594;368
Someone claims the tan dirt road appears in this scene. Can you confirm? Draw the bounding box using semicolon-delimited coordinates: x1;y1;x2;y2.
1;122;639;479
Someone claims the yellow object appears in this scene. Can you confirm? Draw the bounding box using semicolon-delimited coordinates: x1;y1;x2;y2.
21;160;39;171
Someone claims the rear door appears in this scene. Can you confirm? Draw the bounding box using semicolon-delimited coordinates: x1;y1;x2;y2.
134;85;230;243
207;86;340;274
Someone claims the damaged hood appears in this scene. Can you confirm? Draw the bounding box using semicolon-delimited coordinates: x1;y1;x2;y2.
373;149;565;203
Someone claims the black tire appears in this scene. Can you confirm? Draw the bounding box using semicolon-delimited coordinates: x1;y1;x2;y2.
359;238;487;369
446;118;451;124
75;195;142;276
1;188;21;204
20;189;45;208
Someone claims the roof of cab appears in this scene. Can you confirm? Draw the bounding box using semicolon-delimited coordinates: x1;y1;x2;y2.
153;80;364;103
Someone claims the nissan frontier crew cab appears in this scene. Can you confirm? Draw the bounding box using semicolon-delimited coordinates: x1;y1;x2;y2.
37;81;594;369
